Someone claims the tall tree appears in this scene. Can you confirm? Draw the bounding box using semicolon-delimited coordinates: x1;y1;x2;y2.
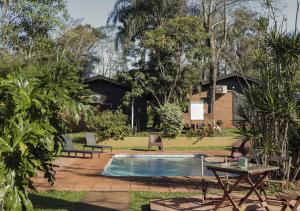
91;25;127;78
119;16;208;107
108;0;186;47
196;0;238;125
55;23;103;74
0;0;67;57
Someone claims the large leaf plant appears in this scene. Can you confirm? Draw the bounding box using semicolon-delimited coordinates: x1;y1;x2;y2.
0;62;92;210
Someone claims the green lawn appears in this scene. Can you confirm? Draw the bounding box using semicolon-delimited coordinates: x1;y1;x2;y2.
29;191;85;211
68;129;237;152
30;191;201;211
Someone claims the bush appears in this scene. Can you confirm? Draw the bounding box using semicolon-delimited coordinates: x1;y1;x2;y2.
87;110;129;140
159;103;184;137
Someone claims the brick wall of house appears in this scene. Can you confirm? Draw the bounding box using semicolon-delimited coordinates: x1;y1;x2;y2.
184;91;234;128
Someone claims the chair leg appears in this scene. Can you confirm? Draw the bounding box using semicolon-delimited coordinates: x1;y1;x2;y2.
202;179;207;203
98;153;100;158
281;203;288;211
292;197;300;211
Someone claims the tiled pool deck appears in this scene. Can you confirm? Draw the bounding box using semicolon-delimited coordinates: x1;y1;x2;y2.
33;150;230;192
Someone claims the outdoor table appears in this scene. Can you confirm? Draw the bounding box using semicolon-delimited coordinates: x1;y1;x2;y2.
206;163;279;211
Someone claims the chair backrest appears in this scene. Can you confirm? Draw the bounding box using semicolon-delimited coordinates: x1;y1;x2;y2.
85;132;97;145
62;135;73;150
266;156;292;186
149;134;162;144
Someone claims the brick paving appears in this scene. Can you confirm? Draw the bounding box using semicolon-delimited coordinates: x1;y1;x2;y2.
33;151;230;192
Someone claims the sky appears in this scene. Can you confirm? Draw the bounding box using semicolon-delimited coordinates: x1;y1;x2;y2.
67;0;300;31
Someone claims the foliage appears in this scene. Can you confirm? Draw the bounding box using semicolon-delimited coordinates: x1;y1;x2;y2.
108;0;186;47
87;110;129;140
0;0;68;58
0;63;91;210
56;23;104;74
236;30;300;162
0;1;103;211
89;25;128;77
118;16;208;112
158;103;184;137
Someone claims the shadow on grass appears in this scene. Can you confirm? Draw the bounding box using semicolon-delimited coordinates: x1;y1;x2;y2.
141;204;151;211
29;194;118;211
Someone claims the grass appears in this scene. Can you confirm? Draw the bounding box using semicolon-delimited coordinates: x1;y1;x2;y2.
29;191;85;211
130;192;202;211
69;132;236;152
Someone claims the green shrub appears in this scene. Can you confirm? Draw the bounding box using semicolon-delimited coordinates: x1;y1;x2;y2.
159;103;184;137
88;110;129;140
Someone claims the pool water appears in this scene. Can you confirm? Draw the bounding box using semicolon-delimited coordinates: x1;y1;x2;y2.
102;154;215;177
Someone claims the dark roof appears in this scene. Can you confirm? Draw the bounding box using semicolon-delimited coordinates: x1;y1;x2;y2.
84;75;125;87
201;72;258;86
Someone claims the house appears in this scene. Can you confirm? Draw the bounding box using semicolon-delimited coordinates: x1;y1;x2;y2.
184;73;257;128
84;75;148;130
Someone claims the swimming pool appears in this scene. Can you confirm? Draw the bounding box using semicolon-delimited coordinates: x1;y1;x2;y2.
102;154;216;177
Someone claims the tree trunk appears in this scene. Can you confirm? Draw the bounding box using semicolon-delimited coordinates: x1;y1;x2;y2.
209;32;218;125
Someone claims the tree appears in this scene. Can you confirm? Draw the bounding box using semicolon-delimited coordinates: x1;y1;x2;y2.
119;16;208;108
237;30;300;162
90;25;127;78
193;0;282;125
108;0;186;47
55;23;103;74
196;0;237;125
0;0;68;58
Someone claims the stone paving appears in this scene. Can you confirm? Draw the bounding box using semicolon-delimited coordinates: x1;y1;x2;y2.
33;151;230;192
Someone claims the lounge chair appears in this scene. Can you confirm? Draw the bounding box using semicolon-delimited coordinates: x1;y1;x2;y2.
62;135;101;158
84;132;112;152
148;134;163;151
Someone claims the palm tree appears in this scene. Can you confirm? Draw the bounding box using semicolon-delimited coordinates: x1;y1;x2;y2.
107;0;186;47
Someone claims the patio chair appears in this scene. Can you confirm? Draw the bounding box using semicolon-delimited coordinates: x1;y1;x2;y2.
148;134;163;151
276;190;300;211
62;135;101;158
84;132;112;152
260;156;292;199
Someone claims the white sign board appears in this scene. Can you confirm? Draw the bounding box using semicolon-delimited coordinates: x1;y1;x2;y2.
191;102;204;120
